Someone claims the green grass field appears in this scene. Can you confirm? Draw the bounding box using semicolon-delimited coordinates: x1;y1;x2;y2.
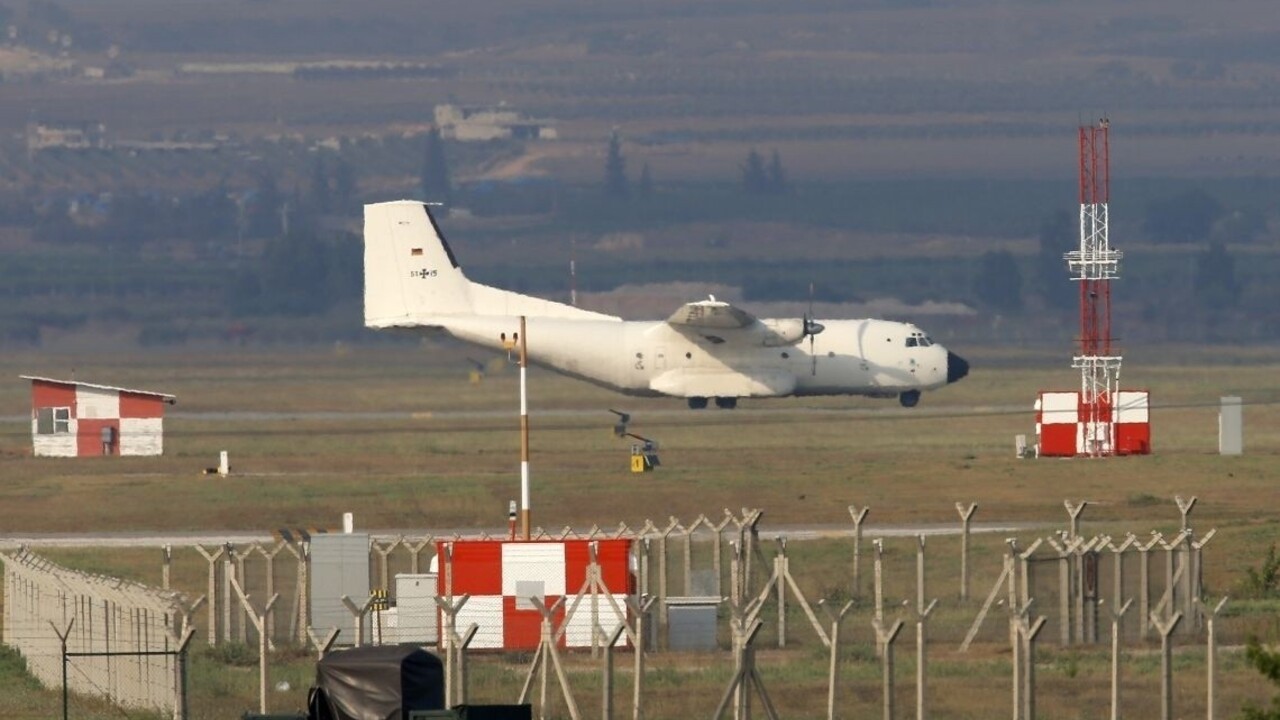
2;345;1279;718
1;344;1277;532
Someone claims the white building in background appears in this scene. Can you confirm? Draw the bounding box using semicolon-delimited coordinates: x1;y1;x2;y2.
25;121;108;154
433;104;558;142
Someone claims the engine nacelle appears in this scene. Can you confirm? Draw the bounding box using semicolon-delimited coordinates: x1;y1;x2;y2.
759;318;807;347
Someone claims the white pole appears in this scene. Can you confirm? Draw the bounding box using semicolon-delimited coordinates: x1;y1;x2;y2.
519;316;531;540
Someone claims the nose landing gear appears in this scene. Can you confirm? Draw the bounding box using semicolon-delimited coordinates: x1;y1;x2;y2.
899;390;921;408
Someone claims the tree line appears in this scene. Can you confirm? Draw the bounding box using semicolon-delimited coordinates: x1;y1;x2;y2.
2;127;1275;345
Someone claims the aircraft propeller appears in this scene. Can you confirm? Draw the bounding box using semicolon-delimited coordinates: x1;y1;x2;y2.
805;283;825;376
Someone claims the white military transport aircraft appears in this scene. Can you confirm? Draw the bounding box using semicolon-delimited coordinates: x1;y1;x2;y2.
364;201;968;409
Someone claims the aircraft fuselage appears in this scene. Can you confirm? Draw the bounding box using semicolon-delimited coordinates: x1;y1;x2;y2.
438;315;959;400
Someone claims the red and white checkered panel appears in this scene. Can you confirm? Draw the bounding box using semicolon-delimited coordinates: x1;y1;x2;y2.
441;539;633;650
1037;391;1081;457
1114;390;1152;455
1036;390;1151;457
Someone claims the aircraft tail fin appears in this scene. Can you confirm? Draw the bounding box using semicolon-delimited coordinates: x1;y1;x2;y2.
364;200;621;326
364;200;473;327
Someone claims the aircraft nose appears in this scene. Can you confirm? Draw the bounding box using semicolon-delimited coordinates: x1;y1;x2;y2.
946;351;970;384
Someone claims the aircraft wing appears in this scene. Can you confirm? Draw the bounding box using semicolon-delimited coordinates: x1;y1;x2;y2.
665;298;757;330
664;297;808;348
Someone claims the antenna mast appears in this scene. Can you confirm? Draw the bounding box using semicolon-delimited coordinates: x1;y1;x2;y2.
1067;119;1123;456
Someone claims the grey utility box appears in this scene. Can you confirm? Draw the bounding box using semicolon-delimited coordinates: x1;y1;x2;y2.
1220;396;1243;455
393;573;439;645
311;533;371;643
665;596;721;651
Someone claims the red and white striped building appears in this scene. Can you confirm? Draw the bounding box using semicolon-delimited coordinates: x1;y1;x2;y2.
1036;390;1151;457
21;376;176;457
440;539;634;650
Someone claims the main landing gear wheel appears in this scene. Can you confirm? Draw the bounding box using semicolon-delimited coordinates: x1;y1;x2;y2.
688;397;709;410
715;397;738;409
899;390;921;408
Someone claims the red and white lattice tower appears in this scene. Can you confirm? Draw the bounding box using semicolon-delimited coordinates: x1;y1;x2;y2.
1066;119;1124;456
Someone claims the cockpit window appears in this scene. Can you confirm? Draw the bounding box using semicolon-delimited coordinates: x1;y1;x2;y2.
906;337;918;347
905;331;933;348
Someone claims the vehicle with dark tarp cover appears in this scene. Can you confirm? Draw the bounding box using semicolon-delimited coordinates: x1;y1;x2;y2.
240;645;527;720
308;645;444;720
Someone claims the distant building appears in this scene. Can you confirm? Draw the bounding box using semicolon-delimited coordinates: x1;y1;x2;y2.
434;104;558;142
21;376;176;457
25;121;108;155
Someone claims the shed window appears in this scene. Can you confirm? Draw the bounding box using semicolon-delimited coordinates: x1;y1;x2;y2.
37;407;71;435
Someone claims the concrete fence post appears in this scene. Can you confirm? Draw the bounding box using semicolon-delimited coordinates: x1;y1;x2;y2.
849;505;870;598
774;542;787;648
1064;500;1088;540
1200;597;1228;720
305;627;340;660
1108;598;1133;720
873;618;906;720
455;624;478;706
916;597;938;720
1019;613;1047;720
161;545;172;591
627;594;657;720
713;512;734;600
956;503;977;602
1151;611;1183;720
1138;534;1161;639
193;545;226;646
518;597;581;720
1108;535;1136;639
874;538;885;658
373;536;404;595
406;537;434;574
256;542;285;650
233;545;249;644
599;623;628;720
656;516;679;647
1192;529;1217;627
433;593;471;707
1174;495;1197;534
340;595;375;648
818;599;854;720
